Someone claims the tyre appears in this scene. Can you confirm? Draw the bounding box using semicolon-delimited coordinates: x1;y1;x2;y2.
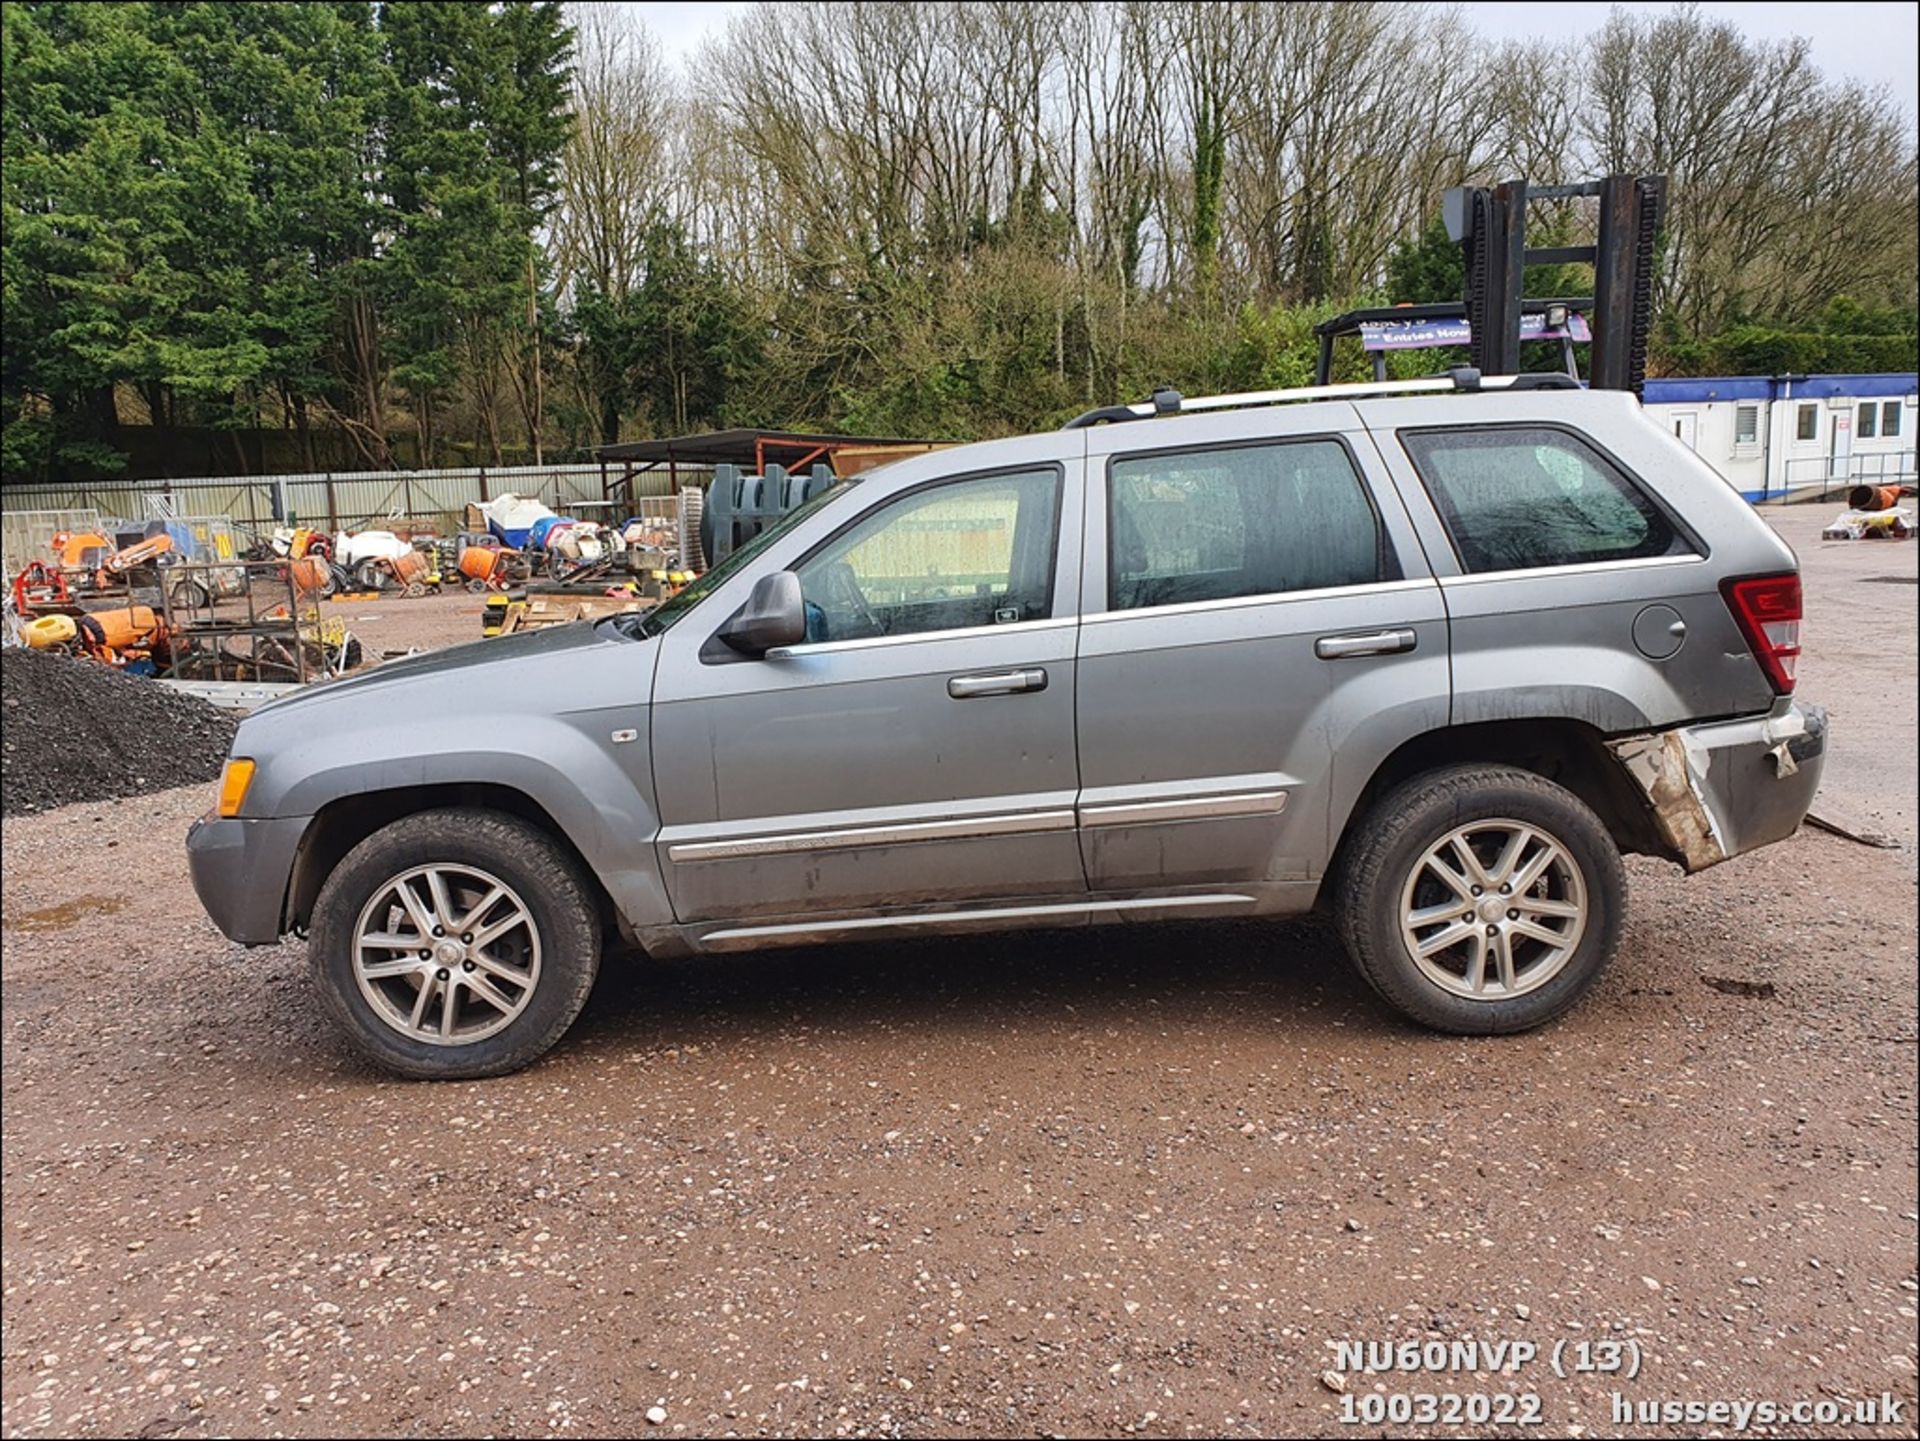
168;576;213;611
1334;764;1625;1035
308;809;602;1079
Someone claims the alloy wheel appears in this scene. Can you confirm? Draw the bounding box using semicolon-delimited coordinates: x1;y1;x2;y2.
352;864;542;1045
1398;819;1588;1000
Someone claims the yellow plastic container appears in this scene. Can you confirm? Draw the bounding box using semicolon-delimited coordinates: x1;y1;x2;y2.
23;613;78;649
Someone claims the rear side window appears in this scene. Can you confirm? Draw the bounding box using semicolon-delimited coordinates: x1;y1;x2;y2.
1400;427;1693;575
1108;439;1392;610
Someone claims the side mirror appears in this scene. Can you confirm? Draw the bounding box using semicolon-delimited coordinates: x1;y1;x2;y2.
720;570;806;655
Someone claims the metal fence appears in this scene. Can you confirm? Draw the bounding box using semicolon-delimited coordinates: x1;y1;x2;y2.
0;461;713;551
1774;449;1918;504
1;507;102;574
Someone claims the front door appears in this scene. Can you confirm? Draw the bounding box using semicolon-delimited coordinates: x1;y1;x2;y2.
650;451;1086;927
1074;407;1449;900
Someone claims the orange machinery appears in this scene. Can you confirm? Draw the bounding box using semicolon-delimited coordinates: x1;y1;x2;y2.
44;529;175;590
21;605;166;664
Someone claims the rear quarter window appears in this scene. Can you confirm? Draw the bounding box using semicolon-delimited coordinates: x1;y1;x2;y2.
1399;426;1695;574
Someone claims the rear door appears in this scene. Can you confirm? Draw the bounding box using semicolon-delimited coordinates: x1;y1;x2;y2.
1074;404;1450;902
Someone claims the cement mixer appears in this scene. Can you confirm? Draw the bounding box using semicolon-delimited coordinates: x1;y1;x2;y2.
23;604;168;666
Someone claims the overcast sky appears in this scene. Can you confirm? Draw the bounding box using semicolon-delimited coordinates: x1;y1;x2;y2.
619;0;1920;117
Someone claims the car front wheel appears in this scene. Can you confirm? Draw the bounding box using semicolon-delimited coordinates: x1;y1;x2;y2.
308;808;601;1078
1335;765;1626;1034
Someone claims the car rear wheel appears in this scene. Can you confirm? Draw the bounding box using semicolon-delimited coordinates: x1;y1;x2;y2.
1335;765;1625;1034
308;809;601;1078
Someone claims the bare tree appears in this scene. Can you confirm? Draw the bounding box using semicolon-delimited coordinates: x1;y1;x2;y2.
551;4;673;303
551;0;1915;439
1575;8;1896;331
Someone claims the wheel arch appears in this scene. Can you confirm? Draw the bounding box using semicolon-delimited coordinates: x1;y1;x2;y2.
1326;718;1673;900
285;783;622;941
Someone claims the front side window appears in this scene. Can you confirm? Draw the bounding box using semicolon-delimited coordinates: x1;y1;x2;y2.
1401;427;1694;575
794;468;1058;643
1883;400;1903;437
1797;403;1819;441
1858;402;1879;439
1107;439;1390;611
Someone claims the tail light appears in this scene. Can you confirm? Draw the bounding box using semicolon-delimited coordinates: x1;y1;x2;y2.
1720;573;1801;694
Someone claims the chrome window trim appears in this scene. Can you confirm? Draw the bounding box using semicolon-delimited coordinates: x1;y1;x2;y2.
765;615;1077;659
666;807;1075;863
1080;576;1432;625
1437;553;1708;588
1079;790;1289;827
697;892;1259;945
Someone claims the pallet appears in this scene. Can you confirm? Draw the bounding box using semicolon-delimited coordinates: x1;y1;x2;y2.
493;593;654;636
155;678;303;712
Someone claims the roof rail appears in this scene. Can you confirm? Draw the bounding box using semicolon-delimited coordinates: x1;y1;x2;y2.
1060;368;1579;429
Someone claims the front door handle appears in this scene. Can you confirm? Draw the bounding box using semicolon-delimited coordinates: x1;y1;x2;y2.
1314;628;1417;660
947;667;1048;699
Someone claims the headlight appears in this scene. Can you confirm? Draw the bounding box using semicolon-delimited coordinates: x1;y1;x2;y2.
216;758;257;818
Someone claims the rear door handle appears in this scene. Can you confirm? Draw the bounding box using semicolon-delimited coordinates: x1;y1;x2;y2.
1314;628;1417;660
947;668;1048;699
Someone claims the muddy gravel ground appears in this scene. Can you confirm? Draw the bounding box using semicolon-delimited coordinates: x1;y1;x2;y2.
322;590;491;663
3;505;1915;1440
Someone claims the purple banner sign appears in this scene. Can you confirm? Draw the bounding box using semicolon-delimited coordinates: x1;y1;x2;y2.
1357;313;1591;351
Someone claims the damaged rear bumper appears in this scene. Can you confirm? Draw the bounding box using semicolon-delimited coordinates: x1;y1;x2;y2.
1607;698;1827;872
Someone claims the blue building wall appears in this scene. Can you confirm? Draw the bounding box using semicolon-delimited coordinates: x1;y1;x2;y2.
1644;374;1917;406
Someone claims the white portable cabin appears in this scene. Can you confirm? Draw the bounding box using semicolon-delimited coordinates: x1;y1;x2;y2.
1642;373;1917;502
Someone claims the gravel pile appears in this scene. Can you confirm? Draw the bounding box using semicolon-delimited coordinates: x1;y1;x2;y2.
1;648;239;816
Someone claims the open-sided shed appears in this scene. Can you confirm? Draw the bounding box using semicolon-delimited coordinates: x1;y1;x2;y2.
595;428;948;510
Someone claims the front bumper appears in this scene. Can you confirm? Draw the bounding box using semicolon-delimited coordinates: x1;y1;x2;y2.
1608;698;1827;872
186;813;311;945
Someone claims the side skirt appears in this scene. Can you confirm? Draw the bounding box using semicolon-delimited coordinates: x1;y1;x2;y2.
628;882;1320;958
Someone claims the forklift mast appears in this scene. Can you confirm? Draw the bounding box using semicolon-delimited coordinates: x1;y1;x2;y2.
1445;174;1666;393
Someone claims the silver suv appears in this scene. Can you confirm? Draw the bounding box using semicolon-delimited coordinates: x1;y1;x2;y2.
188;375;1826;1078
